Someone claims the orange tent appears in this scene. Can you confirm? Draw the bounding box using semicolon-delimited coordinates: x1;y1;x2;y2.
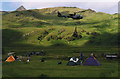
5;55;15;62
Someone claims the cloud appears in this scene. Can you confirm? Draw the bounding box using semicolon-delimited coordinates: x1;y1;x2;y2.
1;1;118;14
1;0;120;2
21;2;52;9
21;2;118;14
0;2;1;11
78;2;118;14
99;3;118;14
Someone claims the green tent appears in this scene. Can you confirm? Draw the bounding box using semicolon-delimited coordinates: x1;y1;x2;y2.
67;57;81;66
67;61;76;66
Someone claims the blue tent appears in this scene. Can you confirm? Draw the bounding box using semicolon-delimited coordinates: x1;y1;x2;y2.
83;56;100;66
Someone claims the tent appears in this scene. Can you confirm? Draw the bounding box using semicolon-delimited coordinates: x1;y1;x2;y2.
67;61;76;66
5;55;15;62
83;56;100;66
67;57;81;66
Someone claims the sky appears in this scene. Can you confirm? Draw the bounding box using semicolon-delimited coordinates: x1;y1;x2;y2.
0;0;119;14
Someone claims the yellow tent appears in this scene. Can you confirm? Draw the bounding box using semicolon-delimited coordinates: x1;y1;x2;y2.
5;55;15;62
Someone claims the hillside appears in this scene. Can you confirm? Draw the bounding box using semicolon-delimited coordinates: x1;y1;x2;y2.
2;7;119;54
1;7;119;78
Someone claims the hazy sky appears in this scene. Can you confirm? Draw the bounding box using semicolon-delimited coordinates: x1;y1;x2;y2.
1;1;119;14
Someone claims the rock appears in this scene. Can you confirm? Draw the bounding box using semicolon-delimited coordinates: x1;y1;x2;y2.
81;30;86;32
8;52;15;56
79;35;82;38
16;5;26;11
86;32;90;35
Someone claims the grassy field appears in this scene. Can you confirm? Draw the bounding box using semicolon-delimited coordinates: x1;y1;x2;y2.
2;56;118;77
2;7;119;78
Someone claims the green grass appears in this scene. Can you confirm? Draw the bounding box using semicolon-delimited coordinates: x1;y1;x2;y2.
2;56;118;77
2;9;118;47
2;7;119;77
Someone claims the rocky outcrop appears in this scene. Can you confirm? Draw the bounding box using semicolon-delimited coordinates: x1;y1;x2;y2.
16;5;26;11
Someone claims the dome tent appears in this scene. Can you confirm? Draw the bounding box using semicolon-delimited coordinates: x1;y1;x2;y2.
67;57;81;66
83;55;100;66
5;55;15;62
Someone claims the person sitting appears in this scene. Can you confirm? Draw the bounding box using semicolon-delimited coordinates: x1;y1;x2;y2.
57;62;62;64
41;58;45;62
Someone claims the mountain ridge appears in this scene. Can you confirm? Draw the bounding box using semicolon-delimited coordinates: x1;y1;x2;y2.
2;6;118;47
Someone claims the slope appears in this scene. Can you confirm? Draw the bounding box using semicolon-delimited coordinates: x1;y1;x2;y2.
2;7;119;55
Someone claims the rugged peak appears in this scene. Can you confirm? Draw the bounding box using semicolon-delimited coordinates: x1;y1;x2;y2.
16;5;26;11
87;8;96;12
